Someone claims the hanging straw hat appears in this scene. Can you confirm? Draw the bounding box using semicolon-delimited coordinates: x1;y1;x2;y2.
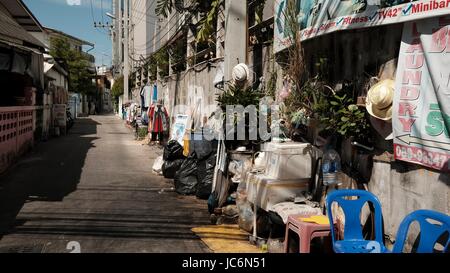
366;79;395;122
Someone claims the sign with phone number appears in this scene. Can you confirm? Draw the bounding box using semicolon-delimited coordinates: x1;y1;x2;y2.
394;144;450;171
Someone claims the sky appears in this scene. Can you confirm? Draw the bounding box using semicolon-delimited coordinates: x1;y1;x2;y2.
23;0;113;67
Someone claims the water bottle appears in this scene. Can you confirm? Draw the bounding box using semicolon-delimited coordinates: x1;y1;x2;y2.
322;148;341;186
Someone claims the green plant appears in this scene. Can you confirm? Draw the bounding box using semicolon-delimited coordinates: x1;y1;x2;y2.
317;91;371;142
216;84;263;112
148;56;158;81
196;0;221;43
154;47;169;78
50;37;96;95
156;0;223;43
169;35;187;72
111;75;124;98
254;0;266;25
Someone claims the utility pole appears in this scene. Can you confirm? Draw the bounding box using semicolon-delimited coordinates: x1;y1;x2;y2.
224;0;248;81
124;0;129;102
118;0;122;70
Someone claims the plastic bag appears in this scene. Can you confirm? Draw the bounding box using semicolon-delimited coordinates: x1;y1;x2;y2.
152;156;164;175
196;154;216;199
163;140;185;161
174;153;198;195
238;201;254;233
162;159;184;179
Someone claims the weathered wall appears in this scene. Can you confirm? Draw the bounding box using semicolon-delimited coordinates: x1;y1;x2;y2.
158;60;224;126
370;156;450;242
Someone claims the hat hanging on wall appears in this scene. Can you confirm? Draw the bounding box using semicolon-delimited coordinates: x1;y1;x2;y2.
366;79;395;122
232;63;250;84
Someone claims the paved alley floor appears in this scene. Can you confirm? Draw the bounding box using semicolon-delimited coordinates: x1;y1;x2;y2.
0;115;211;253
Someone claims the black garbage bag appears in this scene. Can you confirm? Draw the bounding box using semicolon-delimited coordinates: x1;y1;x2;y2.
163;140;185;161
174;153;198;195
191;130;218;160
196;154;216;199
162;159;184;179
208;192;219;214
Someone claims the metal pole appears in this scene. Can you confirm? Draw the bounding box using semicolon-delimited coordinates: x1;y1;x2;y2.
118;0;122;69
124;0;129;102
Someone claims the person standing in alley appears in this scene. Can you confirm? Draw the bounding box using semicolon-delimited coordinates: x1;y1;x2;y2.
88;100;92;116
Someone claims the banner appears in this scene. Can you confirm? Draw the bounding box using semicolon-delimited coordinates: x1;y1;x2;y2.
393;15;450;172
275;0;450;53
53;104;67;128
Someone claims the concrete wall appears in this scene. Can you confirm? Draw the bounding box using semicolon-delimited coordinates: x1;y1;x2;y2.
158;60;224;127
46;69;68;91
370;158;450;244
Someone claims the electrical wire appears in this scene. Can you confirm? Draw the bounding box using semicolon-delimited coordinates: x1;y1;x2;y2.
90;0;110;35
132;0;201;50
129;2;224;74
132;0;157;26
101;0;104;24
131;0;146;25
133;12;187;50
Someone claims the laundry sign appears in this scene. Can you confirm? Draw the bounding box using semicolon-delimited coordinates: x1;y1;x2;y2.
393;15;450;172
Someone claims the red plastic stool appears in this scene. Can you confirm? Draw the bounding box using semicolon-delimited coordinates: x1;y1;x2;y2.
284;214;333;253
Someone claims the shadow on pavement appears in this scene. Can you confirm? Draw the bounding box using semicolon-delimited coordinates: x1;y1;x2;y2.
0;118;100;237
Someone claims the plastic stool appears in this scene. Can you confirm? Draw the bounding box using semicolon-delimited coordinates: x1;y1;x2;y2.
284;214;332;253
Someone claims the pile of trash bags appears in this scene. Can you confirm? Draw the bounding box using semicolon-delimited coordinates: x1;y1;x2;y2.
162;140;186;179
157;138;216;200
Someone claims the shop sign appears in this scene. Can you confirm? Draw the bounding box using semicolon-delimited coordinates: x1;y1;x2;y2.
53;104;67;128
275;0;450;53
393;15;450;171
171;114;189;146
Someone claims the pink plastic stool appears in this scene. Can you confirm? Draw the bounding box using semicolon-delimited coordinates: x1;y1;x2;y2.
284;214;333;253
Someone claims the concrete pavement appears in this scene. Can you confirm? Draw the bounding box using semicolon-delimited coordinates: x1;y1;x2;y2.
0;115;211;253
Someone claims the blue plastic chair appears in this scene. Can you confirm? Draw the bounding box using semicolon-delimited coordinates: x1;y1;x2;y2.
326;189;387;253
392;210;450;253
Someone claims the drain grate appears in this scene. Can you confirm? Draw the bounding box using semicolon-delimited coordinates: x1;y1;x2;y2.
0;244;45;253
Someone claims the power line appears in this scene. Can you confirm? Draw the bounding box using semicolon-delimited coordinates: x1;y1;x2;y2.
133;12;183;50
101;0;104;24
90;0;110;35
133;13;190;62
132;0;157;26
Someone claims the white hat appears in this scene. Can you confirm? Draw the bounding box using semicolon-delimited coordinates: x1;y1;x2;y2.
366;79;395;122
232;63;250;83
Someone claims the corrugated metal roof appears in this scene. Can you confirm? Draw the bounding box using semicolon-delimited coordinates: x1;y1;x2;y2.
45;27;94;47
1;0;44;32
0;2;44;49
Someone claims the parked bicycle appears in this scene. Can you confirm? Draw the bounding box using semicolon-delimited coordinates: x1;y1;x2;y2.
66;108;74;131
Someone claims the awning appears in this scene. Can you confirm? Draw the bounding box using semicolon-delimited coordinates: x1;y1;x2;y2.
44;62;54;74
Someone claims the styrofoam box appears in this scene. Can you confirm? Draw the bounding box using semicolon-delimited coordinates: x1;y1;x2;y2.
264;142;315;180
245;172;309;211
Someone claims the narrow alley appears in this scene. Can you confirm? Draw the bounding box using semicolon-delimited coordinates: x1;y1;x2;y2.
0;115;210;253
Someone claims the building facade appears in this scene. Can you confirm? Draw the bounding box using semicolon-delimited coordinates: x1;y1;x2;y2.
0;0;45;173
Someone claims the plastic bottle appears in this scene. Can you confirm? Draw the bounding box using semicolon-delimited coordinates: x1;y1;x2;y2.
322;148;341;186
